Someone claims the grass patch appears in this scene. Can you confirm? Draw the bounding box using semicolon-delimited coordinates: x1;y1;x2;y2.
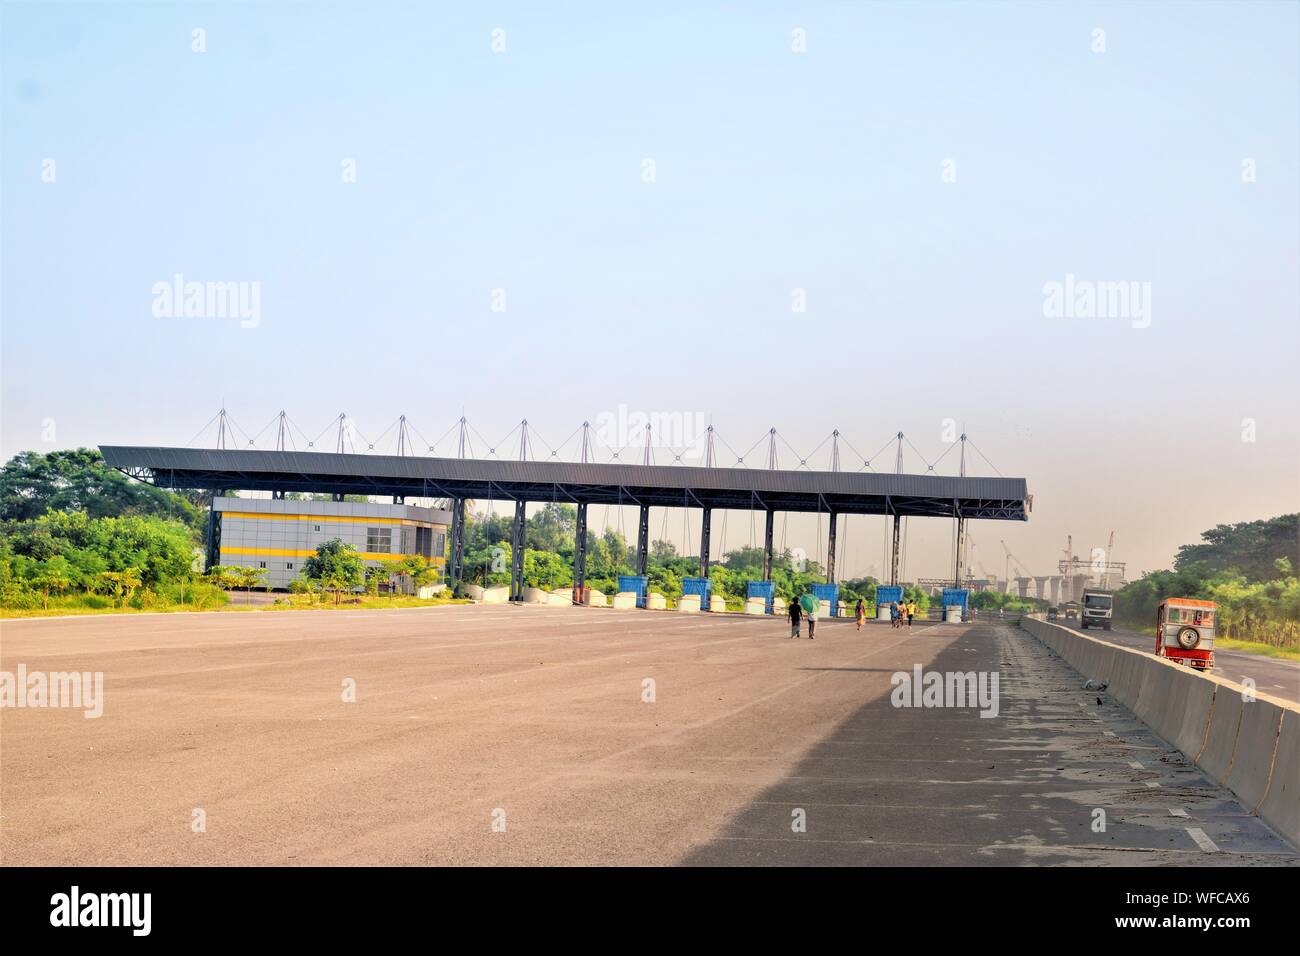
2;594;470;618
1215;637;1300;661
265;595;472;611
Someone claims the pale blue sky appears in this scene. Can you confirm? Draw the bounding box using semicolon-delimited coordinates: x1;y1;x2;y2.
3;1;1297;579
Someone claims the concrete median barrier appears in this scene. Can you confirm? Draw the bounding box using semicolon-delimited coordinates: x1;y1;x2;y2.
1226;698;1285;813
678;594;701;613
1259;710;1300;842
1020;616;1296;847
1168;678;1217;760
1198;689;1243;781
612;591;638;610
647;592;667;610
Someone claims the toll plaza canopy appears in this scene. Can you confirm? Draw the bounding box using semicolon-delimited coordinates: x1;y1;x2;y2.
100;446;1030;520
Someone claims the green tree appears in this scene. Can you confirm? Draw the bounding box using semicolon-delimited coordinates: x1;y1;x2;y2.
302;538;366;605
288;576;319;604
395;556;441;593
98;568;143;607
0;448;200;527
523;549;572;590
230;566;267;603
31;558;73;610
1174;514;1299;583
650;539;678;560
525;503;577;556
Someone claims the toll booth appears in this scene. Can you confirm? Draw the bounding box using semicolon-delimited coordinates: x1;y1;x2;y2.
682;577;712;611
812;582;840;617
942;588;970;622
747;580;776;614
617;574;648;608
875;585;903;621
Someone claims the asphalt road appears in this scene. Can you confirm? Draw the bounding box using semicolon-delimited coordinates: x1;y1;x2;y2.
1057;620;1299;705
2;606;1295;865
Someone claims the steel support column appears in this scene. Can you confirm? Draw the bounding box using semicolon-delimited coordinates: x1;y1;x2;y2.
509;499;527;602
574;502;589;598
890;513;901;586
699;508;712;578
635;504;650;575
205;496;220;571
954;515;966;588
826;512;838;583
448;498;466;586
763;508;775;580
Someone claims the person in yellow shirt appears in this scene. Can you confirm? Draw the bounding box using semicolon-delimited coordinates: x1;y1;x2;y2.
906;601;917;628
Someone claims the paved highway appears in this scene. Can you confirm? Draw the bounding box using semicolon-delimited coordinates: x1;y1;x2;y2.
1060;621;1299;705
2;606;1295;865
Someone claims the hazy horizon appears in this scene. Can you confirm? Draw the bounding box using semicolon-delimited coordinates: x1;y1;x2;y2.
3;1;1297;582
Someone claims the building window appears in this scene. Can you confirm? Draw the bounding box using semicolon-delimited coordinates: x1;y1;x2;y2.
367;527;392;553
286;562;294;570
259;561;266;568
313;524;321;532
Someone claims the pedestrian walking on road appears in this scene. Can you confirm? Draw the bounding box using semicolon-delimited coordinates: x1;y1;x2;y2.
799;592;819;640
890;602;900;628
788;598;802;639
855;598;866;631
906;601;917;628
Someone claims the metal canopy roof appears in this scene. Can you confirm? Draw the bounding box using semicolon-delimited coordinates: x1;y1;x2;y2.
99;446;1030;520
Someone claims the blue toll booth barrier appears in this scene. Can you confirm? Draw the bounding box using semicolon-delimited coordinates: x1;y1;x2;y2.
617;574;648;608
875;585;903;619
875;585;903;606
811;582;840;617
747;580;776;613
942;588;970;621
682;576;712;610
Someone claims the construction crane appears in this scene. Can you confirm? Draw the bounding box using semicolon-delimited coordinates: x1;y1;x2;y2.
1058;531;1126;597
1100;530;1116;589
1000;539;1031;583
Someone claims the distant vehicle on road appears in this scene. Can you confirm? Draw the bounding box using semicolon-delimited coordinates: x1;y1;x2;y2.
1063;602;1079;621
1047;606;1060;621
1079;588;1113;630
1155;598;1216;671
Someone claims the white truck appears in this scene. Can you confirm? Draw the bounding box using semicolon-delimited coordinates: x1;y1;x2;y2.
1079;588;1113;630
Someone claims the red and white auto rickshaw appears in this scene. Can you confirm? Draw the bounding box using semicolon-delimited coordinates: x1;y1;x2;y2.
1155;598;1216;671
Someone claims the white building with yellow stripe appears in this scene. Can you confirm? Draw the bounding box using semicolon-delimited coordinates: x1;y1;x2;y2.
211;496;449;591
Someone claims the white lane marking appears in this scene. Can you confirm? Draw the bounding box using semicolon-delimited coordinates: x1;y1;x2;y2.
1128;761;1144;770
1144;781;1161;788
1169;808;1189;818
1103;730;1116;737
1186;827;1219;852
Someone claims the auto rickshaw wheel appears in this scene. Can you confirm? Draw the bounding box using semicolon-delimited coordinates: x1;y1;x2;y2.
1176;627;1201;650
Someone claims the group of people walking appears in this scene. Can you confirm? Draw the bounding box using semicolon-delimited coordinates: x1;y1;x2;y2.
787;591;818;639
889;600;918;628
787;594;918;638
